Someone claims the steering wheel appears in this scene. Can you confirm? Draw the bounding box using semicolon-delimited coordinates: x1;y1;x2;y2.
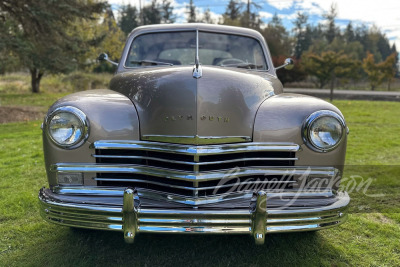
218;58;246;66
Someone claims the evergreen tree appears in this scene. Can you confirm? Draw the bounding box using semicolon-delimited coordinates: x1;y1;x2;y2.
222;0;243;25
118;4;139;36
224;0;243;20
161;0;175;24
142;0;175;25
344;22;355;43
261;13;291;58
323;4;338;43
377;34;392;60
293;12;312;59
187;0;197;23
241;0;262;29
202;8;215;24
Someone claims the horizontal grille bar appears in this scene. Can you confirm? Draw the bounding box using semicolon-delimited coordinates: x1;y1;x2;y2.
92;140;300;155
93;177;296;191
52;164;336;182
92;154;298;165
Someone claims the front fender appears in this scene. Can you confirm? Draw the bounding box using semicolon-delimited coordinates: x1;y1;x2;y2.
42;89;140;186
253;93;347;168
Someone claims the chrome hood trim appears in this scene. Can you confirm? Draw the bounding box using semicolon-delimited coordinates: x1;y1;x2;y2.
141;135;250;144
110;66;277;144
91;140;300;154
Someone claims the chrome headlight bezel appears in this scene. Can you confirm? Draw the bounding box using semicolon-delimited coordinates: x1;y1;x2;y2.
45;106;89;149
302;110;346;153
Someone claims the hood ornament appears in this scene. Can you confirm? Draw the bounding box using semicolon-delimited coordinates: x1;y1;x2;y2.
193;64;202;79
193;29;202;79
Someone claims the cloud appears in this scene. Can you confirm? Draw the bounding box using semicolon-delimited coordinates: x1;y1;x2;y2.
280;13;297;21
109;0;400;49
259;11;273;20
266;0;295;10
266;0;400;48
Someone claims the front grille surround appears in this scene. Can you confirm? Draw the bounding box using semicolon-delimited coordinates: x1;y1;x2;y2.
92;140;300;197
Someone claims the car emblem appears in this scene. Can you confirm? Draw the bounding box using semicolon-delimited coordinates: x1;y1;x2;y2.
164;115;229;122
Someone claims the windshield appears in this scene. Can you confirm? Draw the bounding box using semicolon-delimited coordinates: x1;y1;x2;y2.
126;31;268;70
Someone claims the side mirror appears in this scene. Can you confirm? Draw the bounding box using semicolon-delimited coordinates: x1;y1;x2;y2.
98;53;118;66
275;58;294;71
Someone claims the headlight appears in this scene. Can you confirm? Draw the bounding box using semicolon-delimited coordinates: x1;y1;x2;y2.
302;110;346;152
46;106;89;149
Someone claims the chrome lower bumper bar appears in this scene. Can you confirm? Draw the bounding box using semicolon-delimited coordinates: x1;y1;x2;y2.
38;187;349;245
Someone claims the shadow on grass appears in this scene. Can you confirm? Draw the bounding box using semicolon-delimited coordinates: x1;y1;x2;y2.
21;227;347;267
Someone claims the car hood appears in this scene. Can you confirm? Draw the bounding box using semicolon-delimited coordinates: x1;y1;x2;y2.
110;66;281;144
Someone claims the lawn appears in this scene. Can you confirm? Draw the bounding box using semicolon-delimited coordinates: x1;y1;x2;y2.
0;87;399;266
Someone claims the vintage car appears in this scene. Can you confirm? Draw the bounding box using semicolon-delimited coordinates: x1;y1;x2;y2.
39;24;350;245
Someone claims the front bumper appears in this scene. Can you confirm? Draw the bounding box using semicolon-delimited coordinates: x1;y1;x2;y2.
39;186;349;244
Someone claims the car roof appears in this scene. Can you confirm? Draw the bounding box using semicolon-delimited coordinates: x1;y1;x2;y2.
128;23;264;41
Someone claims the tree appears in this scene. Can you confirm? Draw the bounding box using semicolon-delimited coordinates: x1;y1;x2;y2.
142;0;175;25
344;22;355;43
362;52;396;90
187;0;197;23
222;0;243;26
118;4;139;36
260;13;291;58
390;44;399;77
161;0;175;24
382;53;397;90
202;8;215;24
241;0;262;29
303;51;358;101
292;12;312;59
323;4;338;43
0;0;105;93
71;7;126;72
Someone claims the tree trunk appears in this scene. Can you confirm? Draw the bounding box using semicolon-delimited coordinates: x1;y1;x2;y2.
30;68;44;93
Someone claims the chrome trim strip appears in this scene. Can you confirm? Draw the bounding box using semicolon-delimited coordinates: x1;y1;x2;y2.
141;135;252;145
141;135;251;145
92;140;300;155
92;154;298;165
93;177;296;191
51;186;336;206
51;164;336;182
39;188;349;239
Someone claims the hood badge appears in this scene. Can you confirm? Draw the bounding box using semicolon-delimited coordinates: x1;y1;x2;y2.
164;115;229;123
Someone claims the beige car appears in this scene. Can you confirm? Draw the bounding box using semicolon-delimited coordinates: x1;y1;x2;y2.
39;24;349;245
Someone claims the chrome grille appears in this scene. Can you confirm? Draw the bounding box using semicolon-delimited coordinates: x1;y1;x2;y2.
92;141;300;197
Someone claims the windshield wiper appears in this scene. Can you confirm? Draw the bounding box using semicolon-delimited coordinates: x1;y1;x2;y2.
222;62;264;69
130;60;173;66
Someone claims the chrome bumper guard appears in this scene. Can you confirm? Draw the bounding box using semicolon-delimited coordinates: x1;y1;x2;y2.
39;187;349;245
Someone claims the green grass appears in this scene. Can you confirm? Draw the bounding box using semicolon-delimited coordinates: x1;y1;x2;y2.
1;98;400;266
0;72;112;111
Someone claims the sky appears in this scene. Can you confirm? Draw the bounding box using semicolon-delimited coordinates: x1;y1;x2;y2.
108;0;400;50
